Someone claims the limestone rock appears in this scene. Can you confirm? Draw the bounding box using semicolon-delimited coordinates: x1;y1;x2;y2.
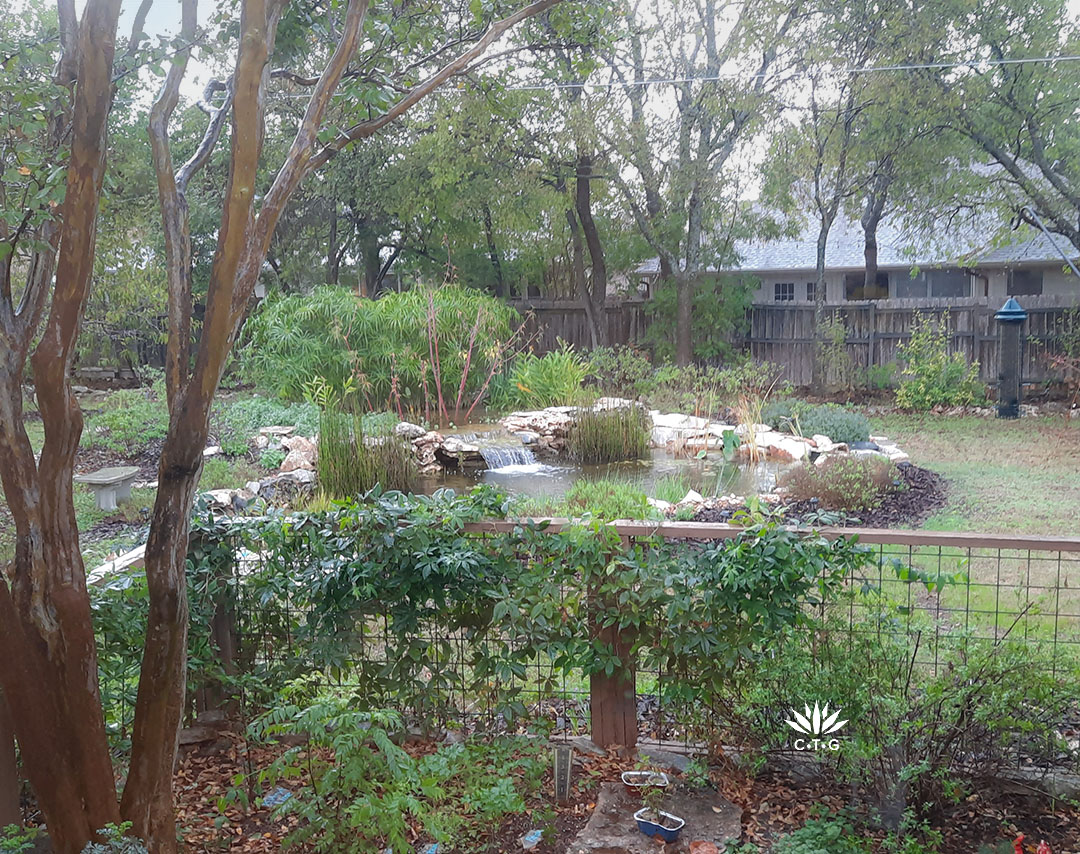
680;489;704;505
394;421;427;440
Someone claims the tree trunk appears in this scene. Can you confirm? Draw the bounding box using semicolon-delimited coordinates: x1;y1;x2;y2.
565;208;602;348
675;275;694;366
861;169;891;291
574;154;608;347
119;413;205;851
327;205;340;285
359;225;380;298
0;692;18;829
0;2;125;851
482;204;505;299
811;224;830;394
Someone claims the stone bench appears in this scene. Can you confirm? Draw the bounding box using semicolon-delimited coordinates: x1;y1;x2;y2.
74;465;141;512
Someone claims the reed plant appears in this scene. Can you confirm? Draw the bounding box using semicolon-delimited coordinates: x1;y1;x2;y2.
653;473;692;504
567;405;651;464
317;409;417;499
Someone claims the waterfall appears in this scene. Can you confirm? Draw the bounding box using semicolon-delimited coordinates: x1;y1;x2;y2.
479;445;537;470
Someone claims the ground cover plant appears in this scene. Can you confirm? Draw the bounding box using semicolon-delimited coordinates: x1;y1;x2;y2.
213;397;321;456
244;683;548;854
567;406;651;463
82;380;169;456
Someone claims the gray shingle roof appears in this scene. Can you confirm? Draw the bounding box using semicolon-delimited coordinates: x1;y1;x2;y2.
635;209;1076;275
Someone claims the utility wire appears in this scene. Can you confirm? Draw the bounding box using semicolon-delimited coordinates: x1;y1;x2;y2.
505;54;1080;91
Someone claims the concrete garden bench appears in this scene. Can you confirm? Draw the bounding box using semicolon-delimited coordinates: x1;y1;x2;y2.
74;465;141;512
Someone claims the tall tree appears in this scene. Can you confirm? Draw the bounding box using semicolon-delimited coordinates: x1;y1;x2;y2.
0;1;563;851
920;0;1080;253
609;0;798;365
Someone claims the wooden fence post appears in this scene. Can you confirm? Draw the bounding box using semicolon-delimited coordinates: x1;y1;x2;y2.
589;534;637;750
0;689;20;828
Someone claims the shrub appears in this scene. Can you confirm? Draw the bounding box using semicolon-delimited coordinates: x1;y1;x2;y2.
487;343;588;411
764;400;870;445
644;275;753;363
240;284;522;420
83;380;169;456
316;410;417;499
896;311;982;409
567;405;651;464
215;396;321;456
585;345;654;398
779;455;899;512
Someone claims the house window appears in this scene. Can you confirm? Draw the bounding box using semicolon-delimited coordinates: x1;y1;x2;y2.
774;282;795;301
806;281;816;302
928;269;969;298
894;274;926;299
1008;269;1043;296
844;272;889;301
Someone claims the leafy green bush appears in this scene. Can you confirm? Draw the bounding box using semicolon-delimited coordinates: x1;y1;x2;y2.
487;343;588;411
764;400;870;445
1;825;39;854
83;381;169;455
585;345;654;398
567;405;651;463
214;397;321;456
80;825;148;854
240;285;521;419
317;410;416;499
644;275;753;363
246;683;546;853
896;311;983;409
779;456;899;512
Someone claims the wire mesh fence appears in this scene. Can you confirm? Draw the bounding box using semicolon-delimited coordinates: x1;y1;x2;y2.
95;519;1080;778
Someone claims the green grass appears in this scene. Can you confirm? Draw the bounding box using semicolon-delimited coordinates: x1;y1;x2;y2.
653;473;692;504
869;413;1080;536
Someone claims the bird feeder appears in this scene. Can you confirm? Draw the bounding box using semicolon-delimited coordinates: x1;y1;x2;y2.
995;297;1028;419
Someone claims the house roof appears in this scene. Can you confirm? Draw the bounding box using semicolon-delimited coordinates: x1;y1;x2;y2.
635;209;1077;276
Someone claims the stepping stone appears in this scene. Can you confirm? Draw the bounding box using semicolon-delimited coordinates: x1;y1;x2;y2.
568;782;740;853
74;465;140;512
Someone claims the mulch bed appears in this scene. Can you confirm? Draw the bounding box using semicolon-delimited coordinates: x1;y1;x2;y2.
781;462;948;529
694;463;949;530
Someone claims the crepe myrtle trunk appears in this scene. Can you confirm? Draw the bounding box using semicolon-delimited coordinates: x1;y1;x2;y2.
0;691;20;829
811;224;829;393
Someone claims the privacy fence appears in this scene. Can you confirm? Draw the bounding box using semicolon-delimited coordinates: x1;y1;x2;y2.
512;295;1077;387
92;500;1080;790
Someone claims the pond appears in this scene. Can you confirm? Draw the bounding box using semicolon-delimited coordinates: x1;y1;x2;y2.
419;424;792;502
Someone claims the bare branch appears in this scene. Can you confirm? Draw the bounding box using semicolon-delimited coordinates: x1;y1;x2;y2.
309;0;564;171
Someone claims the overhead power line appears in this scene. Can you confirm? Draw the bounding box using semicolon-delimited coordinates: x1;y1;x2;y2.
505;54;1080;91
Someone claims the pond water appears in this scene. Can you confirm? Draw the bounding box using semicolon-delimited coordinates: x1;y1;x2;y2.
419;424;792;502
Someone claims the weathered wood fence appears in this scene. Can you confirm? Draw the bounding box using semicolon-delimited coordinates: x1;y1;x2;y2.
512;295;1077;386
748;296;1077;386
508;298;651;351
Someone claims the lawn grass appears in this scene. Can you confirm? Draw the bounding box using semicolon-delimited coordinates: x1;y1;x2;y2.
869;413;1080;536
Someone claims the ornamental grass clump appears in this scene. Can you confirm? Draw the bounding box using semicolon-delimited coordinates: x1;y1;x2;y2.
567;405;651;464
779;455;899;512
316;410;416;499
